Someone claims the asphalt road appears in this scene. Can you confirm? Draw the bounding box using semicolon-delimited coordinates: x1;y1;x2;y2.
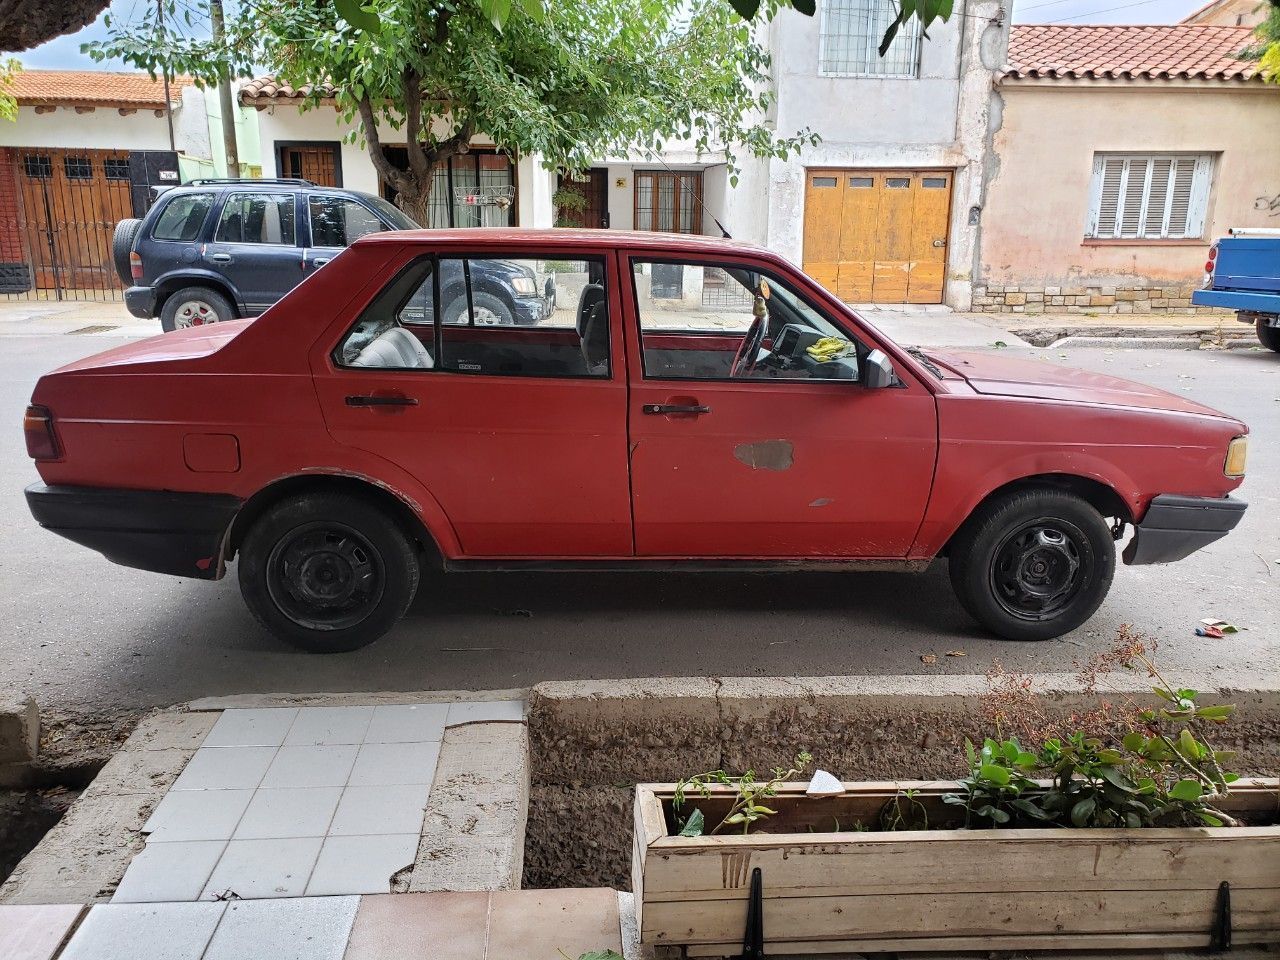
1;333;1276;713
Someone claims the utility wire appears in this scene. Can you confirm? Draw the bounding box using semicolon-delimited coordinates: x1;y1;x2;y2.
1047;0;1165;21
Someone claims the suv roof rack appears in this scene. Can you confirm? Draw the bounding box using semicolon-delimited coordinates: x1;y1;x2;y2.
185;177;316;186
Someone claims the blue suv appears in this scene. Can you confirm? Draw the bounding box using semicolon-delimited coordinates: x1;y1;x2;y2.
114;178;556;331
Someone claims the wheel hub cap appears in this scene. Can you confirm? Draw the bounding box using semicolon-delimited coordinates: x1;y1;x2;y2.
265;524;384;631
992;523;1085;621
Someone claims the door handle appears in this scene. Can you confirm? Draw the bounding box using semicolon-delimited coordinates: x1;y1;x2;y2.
643;403;711;416
312;258;331;268
345;394;419;407
209;253;233;263
932;239;946;248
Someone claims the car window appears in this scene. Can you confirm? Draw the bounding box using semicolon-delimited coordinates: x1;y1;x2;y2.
632;259;864;382
309;196;385;247
336;254;609;379
214;192;297;245
152;192;214;242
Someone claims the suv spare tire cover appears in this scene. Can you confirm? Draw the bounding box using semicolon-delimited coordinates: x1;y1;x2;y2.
112;219;143;286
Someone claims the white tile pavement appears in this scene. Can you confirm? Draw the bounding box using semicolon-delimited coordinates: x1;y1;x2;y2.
113;702;521;904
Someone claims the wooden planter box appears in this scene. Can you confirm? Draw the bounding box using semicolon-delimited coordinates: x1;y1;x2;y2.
633;779;1280;955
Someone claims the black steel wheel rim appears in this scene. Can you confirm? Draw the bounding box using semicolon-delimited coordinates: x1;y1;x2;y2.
266;521;384;631
989;519;1089;622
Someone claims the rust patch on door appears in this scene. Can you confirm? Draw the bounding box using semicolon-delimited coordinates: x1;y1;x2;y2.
733;440;793;471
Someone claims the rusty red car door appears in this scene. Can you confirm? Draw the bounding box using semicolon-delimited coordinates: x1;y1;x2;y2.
622;253;938;559
311;248;633;558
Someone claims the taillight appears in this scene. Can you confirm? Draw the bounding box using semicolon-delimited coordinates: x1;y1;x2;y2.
1205;244;1218;275
23;404;59;461
130;251;143;282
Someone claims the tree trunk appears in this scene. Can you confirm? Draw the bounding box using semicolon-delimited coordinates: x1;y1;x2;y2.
395;183;435;228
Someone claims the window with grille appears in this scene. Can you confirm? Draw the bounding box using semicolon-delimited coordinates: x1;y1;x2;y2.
63;156;93;180
819;0;922;78
1085;154;1213;240
22;155;52;178
103;157;131;181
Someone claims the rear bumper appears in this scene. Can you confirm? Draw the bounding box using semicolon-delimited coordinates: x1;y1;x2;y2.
124;286;157;319
25;483;241;579
1191;288;1280;316
1122;494;1247;566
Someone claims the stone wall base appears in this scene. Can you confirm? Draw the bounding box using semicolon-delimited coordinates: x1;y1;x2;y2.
974;283;1223;315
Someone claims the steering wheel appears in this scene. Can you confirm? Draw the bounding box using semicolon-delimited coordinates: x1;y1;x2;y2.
730;310;767;378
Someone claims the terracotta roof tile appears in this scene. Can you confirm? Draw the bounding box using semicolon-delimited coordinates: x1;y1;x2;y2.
239;75;334;104
8;69;192;107
1006;24;1259;81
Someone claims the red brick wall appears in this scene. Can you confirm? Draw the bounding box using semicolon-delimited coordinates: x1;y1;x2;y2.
0;148;27;262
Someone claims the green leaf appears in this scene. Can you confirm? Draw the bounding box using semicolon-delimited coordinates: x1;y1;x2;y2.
1178;729;1202;759
678;809;705;837
333;0;380;34
724;812;748;825
978;763;1011;786
877;18;902;57
1070;796;1096;827
578;952;626;960
790;0;817;14
1196;705;1234;721
1097;766;1137;793
1122;732;1146;752
1009;797;1052;821
1169;779;1204;802
964;738;977;769
518;0;545;18
729;0;762;18
1152;686;1176;701
1197;812;1224;827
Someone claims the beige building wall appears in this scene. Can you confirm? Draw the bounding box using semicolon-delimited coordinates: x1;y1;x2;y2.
978;80;1280;314
1182;0;1267;28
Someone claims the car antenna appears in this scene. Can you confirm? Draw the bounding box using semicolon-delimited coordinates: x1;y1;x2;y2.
640;148;733;239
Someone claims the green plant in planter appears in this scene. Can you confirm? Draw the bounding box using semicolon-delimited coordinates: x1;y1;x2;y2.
942;642;1242;830
673;751;813;836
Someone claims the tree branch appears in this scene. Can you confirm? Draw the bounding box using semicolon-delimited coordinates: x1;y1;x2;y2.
403;67;432;181
356;94;410;194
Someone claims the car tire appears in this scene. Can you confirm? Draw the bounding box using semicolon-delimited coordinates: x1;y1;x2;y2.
443;290;514;326
111;219;142;285
948;488;1115;642
238;493;420;653
1257;319;1280;353
160;286;235;332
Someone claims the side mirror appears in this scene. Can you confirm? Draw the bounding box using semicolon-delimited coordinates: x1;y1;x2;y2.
863;349;899;389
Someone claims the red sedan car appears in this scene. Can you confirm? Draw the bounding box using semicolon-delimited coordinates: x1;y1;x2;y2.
24;229;1248;652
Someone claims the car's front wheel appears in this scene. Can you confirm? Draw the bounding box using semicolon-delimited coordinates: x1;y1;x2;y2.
1257;319;1280;353
238;493;420;653
948;489;1115;641
160;286;235;332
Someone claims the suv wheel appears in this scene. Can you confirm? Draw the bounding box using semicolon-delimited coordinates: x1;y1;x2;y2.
112;219;142;285
238;493;420;653
948;489;1115;641
1257;319;1280;353
161;286;235;332
443;290;513;326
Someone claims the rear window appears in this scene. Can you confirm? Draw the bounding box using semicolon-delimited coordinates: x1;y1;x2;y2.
152;193;214;242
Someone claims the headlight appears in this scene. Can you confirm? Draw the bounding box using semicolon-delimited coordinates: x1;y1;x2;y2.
1224;436;1248;478
511;277;536;296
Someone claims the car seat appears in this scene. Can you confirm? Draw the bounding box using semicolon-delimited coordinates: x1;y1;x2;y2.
576;283;608;372
351;326;435;369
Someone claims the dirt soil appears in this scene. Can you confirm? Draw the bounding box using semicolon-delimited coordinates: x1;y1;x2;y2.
0;707;139;885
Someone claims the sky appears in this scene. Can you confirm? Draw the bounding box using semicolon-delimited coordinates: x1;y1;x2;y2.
14;0;1217;70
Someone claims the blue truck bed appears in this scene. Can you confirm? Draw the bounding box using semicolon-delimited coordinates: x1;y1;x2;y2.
1192;231;1280;351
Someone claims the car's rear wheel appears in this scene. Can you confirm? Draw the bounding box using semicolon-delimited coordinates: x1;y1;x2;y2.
1257;319;1280;353
948;489;1115;641
160;286;235;332
111;219;142;285
238;493;420;653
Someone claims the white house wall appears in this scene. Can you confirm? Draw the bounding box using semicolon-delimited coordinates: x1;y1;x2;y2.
0;90;206;154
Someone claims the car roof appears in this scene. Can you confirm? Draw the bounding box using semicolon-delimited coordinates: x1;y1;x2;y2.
163;181;380;200
354;227;772;256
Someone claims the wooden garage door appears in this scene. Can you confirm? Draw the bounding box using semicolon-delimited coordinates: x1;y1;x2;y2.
16;148;133;293
803;169;952;304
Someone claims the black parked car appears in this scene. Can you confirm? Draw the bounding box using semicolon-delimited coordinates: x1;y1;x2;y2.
113;178;554;330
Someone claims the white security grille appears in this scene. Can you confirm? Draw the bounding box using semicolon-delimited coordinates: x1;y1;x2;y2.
1086;153;1213;240
819;0;922;78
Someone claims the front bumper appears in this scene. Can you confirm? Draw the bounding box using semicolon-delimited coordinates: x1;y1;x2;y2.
25;483;241;579
124;286;157;319
1122;494;1247;565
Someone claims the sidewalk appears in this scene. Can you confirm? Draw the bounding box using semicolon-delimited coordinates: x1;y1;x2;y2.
0;298;1249;350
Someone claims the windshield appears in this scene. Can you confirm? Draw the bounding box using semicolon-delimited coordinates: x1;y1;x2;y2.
365;195;419;230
